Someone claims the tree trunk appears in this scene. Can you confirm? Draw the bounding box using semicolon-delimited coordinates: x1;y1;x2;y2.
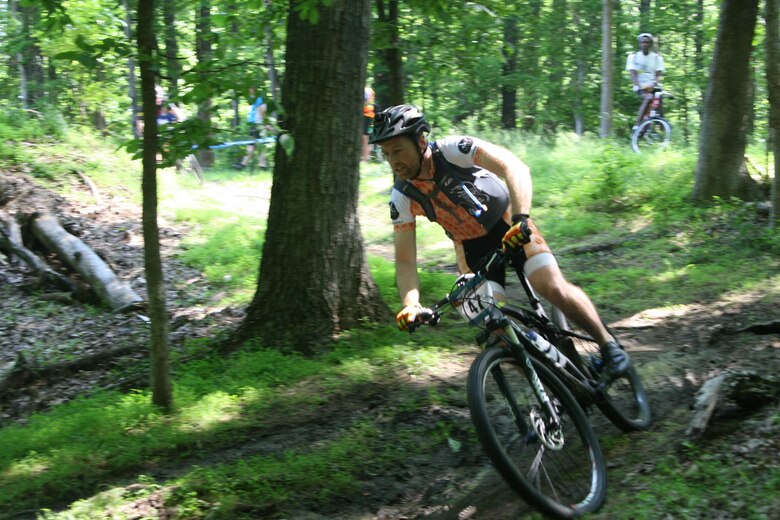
544;0;567;134
138;0;174;412
599;0;614;138
18;3;45;107
122;0;140;138
376;0;404;106
500;15;518;130
767;0;780;227
639;0;651;31
195;0;214;167
693;0;759;202
234;0;389;354
264;0;280;101
695;0;705;120
163;0;181;100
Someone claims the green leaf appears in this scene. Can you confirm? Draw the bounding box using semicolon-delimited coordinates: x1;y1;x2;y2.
279;133;294;157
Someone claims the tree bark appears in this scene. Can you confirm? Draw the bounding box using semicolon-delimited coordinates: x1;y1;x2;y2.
29;212;143;311
376;0;404;106
195;0;215;167
264;0;280;101
138;0;174;412
233;0;389;354
0;211;77;293
766;0;780;227
693;0;759;202
162;0;181;100
599;0;614;138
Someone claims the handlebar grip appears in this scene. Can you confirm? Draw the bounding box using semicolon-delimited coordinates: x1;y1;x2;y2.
407;308;437;333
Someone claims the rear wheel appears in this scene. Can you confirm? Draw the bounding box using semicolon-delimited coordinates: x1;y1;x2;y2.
551;308;652;432
467;346;607;518
631;117;671;153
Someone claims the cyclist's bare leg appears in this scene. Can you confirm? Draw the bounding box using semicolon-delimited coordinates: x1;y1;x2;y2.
526;263;613;346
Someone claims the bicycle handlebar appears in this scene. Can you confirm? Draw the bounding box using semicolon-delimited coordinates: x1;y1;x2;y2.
408;248;508;332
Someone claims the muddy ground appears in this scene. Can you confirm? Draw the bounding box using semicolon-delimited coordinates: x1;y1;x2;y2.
1;169;778;519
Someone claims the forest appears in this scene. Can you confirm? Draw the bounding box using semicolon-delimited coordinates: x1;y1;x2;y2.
0;0;779;519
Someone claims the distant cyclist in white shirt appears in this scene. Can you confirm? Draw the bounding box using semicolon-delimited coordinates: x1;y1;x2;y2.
626;33;666;130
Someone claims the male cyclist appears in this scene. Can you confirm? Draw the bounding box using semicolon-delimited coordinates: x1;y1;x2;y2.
626;33;666;130
371;105;630;375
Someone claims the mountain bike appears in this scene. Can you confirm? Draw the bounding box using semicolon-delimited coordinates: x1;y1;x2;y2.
410;249;652;518
631;86;673;153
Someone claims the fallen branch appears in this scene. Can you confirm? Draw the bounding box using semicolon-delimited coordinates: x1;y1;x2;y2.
29;211;143;312
687;371;780;439
0;210;77;292
0;344;145;401
73;170;102;205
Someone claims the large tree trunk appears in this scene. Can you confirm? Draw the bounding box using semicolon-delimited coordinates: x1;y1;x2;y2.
599;0;614;138
767;0;780;227
138;0;174;412
234;0;389;354
693;0;759;202
500;15;518;130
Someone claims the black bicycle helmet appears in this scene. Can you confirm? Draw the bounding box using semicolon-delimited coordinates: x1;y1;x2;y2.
369;105;430;144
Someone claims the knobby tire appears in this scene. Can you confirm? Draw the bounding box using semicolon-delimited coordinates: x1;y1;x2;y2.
467;346;607;518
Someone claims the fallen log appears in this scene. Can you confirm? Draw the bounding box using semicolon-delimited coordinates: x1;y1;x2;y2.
0;210;77;292
29;211;143;312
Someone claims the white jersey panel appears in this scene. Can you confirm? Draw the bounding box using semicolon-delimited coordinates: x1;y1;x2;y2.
389;187;415;226
435;136;480;168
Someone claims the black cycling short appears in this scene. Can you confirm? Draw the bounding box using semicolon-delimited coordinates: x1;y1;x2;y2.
363;115;373;135
461;219;524;287
249;124;260;139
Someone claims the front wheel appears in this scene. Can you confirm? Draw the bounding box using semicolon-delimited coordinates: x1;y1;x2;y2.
467;346;607;518
631;117;672;153
551;308;652;432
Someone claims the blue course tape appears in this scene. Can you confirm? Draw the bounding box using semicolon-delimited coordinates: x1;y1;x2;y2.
191;137;277;150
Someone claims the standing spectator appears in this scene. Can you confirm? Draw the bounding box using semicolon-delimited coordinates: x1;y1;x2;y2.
234;87;268;170
362;87;377;162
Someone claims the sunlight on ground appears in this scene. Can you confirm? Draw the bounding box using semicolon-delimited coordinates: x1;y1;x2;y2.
2;455;49;481
176;391;244;433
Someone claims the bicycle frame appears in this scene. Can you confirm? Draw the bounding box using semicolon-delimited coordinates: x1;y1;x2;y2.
419;250;609;419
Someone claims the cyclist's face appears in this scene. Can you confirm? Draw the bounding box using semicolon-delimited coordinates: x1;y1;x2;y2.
380;136;421;180
640;37;651;53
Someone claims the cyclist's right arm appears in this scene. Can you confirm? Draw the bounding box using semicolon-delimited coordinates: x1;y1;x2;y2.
395;227;420;308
